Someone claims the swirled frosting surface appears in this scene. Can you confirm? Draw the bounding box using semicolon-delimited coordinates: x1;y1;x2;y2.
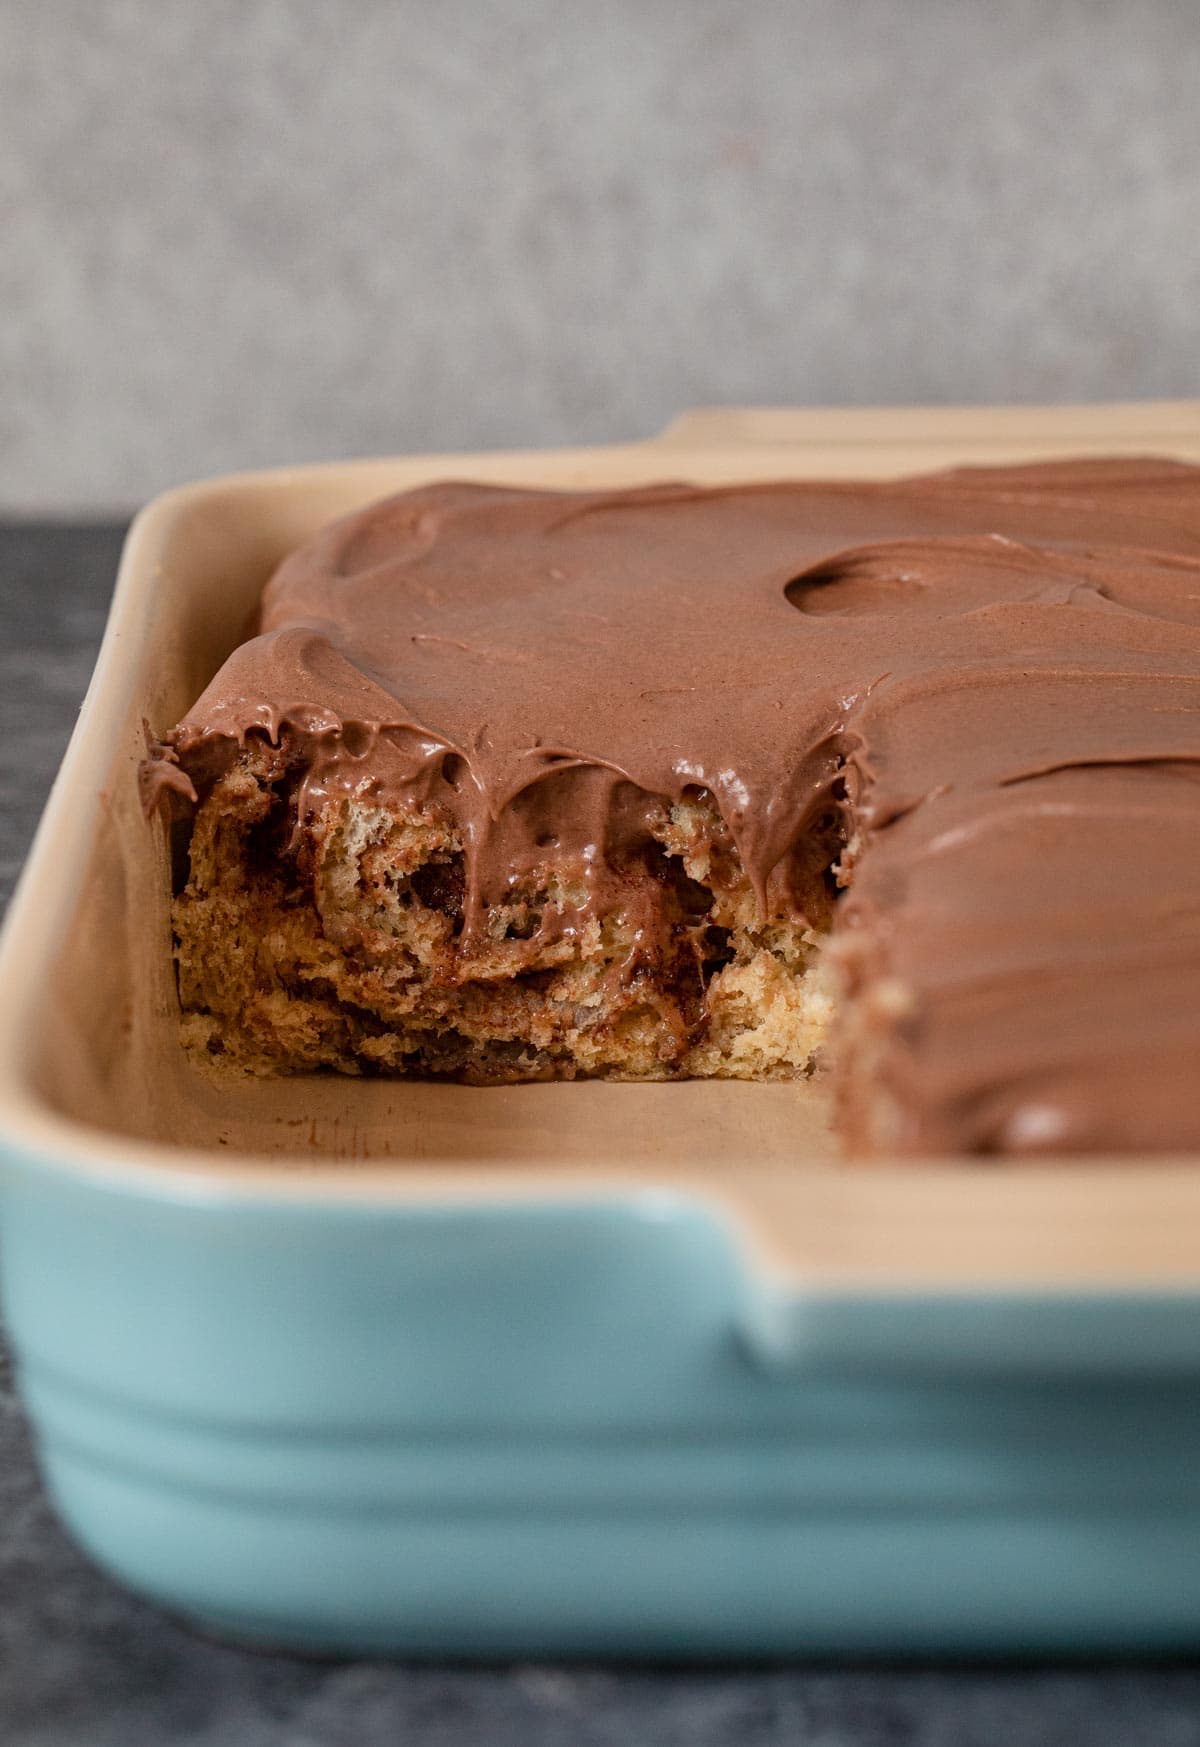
151;459;1200;1154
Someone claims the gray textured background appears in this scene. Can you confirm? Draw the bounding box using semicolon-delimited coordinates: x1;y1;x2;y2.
3;0;1199;513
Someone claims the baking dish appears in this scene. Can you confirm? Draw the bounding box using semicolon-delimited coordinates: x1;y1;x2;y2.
5;403;1200;1655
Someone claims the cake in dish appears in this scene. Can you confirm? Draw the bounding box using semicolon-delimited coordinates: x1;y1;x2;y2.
143;459;1200;1157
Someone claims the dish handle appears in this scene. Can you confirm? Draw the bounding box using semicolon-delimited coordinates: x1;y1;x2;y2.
654;401;1200;451
737;1280;1200;1378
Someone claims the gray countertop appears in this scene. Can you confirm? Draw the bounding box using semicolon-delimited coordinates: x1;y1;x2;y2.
4;523;1200;1745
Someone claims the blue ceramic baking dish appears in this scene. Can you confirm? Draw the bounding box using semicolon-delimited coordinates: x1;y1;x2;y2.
6;405;1200;1658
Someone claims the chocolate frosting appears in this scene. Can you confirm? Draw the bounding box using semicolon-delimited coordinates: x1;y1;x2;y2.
149;458;1200;1155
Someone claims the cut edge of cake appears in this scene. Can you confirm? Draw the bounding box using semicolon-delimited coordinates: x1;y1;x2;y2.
173;735;846;1087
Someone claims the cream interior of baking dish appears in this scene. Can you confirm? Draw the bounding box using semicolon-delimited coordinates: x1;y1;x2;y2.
9;403;1200;1289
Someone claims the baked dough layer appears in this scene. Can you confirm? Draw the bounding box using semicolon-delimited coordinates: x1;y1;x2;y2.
175;743;836;1083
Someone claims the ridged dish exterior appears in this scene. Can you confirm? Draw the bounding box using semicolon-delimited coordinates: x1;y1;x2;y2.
7;1147;1200;1656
